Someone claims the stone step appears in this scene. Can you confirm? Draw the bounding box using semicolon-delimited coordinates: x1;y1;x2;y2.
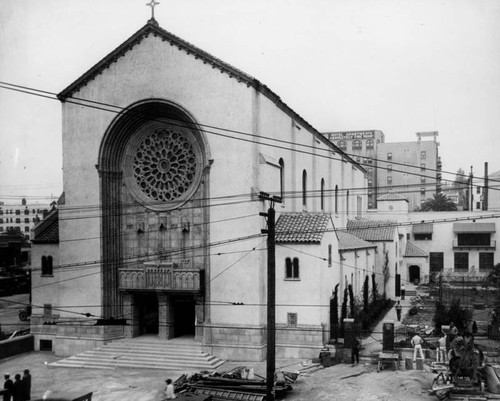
49;338;225;371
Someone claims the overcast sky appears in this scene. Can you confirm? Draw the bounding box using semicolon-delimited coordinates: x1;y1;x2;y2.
1;0;499;201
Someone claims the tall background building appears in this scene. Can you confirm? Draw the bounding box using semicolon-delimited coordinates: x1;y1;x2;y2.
376;131;442;211
323;130;385;209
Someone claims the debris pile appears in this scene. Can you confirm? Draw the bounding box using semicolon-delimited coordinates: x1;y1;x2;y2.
171;366;298;400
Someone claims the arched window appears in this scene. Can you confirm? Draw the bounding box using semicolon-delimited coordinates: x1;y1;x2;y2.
41;256;48;275
346;190;350;217
320;178;325;211
279;158;285;201
47;256;53;276
285;257;299;279
366;139;374;150
352;140;362;150
335;185;338;214
302;170;307;208
337;141;347;150
285;258;292;278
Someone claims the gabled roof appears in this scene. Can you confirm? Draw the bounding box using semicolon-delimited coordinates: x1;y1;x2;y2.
377;193;409;202
337;231;376;251
57;20;362;170
346;219;396;242
275;213;331;244
31;209;59;244
404;241;428;258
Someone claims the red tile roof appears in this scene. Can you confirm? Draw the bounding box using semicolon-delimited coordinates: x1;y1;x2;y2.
346;219;396;242
32;209;59;244
275;213;331;243
337;231;376;251
404;241;428;258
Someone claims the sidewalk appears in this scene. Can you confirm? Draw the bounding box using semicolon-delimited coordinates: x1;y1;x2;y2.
361;283;417;356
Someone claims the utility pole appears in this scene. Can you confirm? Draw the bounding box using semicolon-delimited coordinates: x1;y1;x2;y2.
469;166;474;211
259;191;282;401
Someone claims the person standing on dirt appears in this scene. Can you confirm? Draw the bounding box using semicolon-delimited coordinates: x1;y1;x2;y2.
395;301;402;321
400;284;406;300
351;337;361;365
411;333;425;362
437;332;447;363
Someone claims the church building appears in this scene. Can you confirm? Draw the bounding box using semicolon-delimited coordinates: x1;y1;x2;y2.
30;17;367;360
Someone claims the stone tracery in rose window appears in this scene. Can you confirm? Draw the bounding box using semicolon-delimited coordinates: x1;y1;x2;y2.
132;128;197;202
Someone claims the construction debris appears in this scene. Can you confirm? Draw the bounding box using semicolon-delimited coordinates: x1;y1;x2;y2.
171;366;298;400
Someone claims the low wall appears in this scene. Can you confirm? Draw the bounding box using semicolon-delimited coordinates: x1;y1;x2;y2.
0;335;34;360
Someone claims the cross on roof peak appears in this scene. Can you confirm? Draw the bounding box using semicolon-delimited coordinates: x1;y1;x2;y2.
146;0;160;24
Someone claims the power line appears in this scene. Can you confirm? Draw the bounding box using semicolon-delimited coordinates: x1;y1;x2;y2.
1;81;498;193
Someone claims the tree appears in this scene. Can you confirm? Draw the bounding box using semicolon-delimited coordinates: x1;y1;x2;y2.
382;250;390;297
487;263;500;317
340;287;348;337
330;284;339;341
420;192;458;211
371;272;378;304
348;284;355;318
363;275;369;312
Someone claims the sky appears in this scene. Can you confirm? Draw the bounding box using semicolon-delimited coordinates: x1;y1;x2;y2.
1;0;500;201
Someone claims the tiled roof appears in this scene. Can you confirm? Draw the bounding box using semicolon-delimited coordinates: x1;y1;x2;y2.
346;219;396;242
404;241;428;258
377;193;408;202
275;213;331;243
32;209;59;244
337;231;376;251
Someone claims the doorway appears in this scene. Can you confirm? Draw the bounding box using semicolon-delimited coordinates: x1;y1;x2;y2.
173;296;195;337
136;293;159;335
409;265;421;284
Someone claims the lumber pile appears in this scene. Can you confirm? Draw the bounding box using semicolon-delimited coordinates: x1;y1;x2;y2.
172;366;297;400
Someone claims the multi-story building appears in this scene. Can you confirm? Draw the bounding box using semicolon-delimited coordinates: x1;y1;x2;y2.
376;131;442;211
322;130;385;209
0;198;49;238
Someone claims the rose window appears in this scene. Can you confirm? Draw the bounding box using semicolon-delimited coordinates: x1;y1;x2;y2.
132;128;198;202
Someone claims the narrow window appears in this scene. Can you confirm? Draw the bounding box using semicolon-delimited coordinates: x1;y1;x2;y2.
320;178;325;211
328;245;332;267
387;153;392;161
293;258;299;278
279;158;285;201
41;256;48;275
421;151;426;159
285;258;292;278
47;256;53;275
346;190;350;216
366;139;374;150
335;185;338;214
302;170;307;208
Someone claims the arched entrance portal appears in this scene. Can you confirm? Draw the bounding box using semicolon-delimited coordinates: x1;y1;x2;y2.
99;100;210;341
409;265;421;284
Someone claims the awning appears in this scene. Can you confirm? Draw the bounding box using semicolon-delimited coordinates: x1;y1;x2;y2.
453;222;496;233
413;223;433;234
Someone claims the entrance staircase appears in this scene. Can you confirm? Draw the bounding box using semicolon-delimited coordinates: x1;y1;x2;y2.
49;336;225;371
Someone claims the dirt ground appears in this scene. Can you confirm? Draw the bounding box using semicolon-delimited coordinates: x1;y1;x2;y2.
0;352;439;401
